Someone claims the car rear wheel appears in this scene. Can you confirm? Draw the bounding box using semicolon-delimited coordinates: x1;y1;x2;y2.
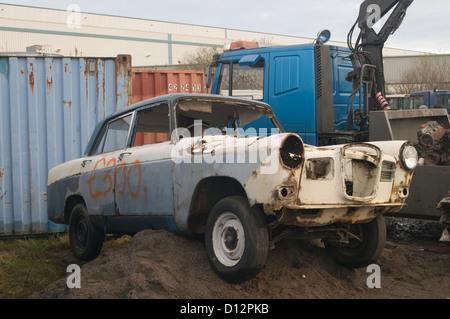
205;196;269;283
69;203;104;261
323;215;386;268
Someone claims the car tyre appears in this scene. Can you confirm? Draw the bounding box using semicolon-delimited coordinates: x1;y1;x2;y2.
69;203;104;261
205;196;269;283
324;214;386;268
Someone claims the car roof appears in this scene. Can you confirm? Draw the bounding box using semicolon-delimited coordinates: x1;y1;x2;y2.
84;93;278;155
104;93;274;121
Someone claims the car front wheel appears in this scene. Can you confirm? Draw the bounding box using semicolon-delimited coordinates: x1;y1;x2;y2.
323;214;386;268
205;196;269;283
69;203;104;261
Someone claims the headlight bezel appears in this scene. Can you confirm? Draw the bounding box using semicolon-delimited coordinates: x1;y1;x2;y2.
279;134;304;170
399;143;419;171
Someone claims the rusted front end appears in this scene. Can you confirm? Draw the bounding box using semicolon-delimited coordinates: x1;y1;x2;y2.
261;140;416;227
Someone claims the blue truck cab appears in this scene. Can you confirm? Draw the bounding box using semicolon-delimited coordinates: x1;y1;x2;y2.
207;41;362;146
408;90;450;113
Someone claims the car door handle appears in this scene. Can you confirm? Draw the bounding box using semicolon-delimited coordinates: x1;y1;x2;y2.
81;159;92;167
118;152;132;161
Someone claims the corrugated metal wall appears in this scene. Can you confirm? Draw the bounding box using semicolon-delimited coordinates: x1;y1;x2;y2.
0;54;132;236
384;54;450;84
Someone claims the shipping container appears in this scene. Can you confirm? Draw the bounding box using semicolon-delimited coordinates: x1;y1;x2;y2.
132;69;207;145
0;54;132;236
131;69;207;103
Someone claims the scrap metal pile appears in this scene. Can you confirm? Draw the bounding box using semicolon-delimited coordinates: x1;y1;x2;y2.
416;120;450;166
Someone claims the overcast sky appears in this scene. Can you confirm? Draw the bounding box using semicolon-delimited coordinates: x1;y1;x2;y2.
4;0;450;53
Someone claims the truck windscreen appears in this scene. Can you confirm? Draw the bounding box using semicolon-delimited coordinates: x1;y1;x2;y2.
218;61;264;101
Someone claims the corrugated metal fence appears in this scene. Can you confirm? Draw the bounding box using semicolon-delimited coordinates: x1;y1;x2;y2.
0;54;132;236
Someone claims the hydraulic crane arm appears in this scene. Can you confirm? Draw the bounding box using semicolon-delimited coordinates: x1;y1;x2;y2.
352;0;413;49
346;0;413;122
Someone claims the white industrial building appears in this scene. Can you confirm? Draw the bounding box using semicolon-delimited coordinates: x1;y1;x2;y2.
3;3;449;94
0;3;426;68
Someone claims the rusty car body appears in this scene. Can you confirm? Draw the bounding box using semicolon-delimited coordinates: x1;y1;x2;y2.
47;94;417;282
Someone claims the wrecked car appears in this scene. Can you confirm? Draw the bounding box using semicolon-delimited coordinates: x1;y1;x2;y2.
47;94;417;282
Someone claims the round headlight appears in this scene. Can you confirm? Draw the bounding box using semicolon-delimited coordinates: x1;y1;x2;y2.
279;134;304;169
400;143;418;171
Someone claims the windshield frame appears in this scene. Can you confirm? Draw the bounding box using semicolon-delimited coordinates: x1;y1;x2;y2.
172;96;283;138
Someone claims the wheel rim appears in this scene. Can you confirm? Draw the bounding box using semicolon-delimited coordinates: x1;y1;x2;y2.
212;212;245;267
335;224;367;256
75;217;89;248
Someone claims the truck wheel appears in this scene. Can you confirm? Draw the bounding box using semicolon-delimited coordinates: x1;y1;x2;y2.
205;196;269;283
324;215;386;268
69;203;104;261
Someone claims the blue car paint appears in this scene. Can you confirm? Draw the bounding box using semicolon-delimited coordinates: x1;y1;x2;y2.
47;159;180;234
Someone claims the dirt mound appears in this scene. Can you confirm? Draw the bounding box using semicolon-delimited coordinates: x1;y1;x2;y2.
30;220;450;299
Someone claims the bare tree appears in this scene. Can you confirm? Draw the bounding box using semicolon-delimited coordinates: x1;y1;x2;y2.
177;46;223;71
176;38;274;71
397;55;450;94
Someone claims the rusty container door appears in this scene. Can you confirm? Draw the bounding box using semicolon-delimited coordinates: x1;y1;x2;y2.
132;69;206;145
0;54;132;236
132;69;207;103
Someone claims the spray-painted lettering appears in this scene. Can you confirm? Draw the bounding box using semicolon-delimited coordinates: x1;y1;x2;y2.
87;157;143;199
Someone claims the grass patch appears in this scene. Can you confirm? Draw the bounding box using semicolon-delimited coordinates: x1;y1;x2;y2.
0;233;132;299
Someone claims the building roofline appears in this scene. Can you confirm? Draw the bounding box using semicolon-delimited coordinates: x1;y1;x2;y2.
0;3;428;55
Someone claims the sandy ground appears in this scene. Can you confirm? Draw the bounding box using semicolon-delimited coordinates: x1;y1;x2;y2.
30;216;449;299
